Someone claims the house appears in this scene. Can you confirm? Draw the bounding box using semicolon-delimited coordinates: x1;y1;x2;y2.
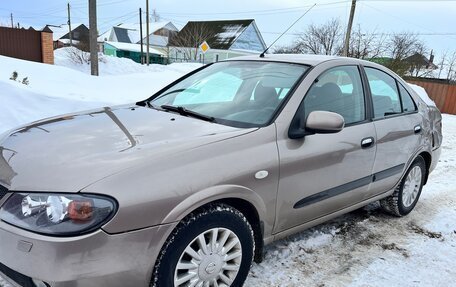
405;52;438;77
103;41;167;64
369;53;438;77
168;19;266;63
98;21;178;53
45;24;90;50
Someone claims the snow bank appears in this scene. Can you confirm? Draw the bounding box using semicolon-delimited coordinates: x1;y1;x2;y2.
54;47;200;76
0;80;102;133
0;53;200;133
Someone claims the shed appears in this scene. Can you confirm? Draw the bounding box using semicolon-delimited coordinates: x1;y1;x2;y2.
103;41;166;64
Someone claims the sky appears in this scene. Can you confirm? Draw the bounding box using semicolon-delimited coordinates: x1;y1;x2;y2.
1;0;455;60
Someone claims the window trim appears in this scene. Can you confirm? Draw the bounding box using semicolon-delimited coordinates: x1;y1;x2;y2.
397;82;418;113
291;64;371;133
361;66;418;122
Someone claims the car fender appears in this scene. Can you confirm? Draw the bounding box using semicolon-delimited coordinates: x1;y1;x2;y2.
161;184;268;227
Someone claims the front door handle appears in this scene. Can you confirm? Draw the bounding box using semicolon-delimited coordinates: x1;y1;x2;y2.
414;125;422;134
361;137;375;149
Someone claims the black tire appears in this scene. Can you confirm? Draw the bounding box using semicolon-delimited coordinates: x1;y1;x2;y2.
380;156;426;217
151;204;254;287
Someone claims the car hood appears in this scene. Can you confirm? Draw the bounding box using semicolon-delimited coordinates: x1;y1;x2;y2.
0;105;252;192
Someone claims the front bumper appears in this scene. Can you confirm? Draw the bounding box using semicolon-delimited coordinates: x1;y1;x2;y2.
0;220;177;287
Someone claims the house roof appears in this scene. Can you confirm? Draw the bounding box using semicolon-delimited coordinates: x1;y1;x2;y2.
112;26;132;43
405;53;438;70
99;21;177;45
116;21;178;35
104;41;165;55
46;24;86;41
169;19;256;50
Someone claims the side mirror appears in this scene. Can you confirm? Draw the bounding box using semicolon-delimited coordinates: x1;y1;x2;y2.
288;110;345;139
305;111;345;134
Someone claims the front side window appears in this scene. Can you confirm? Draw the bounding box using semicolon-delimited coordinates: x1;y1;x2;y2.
303;66;365;125
365;67;402;118
151;61;308;127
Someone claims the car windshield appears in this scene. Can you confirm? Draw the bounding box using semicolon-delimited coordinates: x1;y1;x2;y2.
150;61;309;128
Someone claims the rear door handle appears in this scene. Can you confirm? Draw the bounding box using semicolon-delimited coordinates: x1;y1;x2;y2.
414;125;421;134
361;137;375;149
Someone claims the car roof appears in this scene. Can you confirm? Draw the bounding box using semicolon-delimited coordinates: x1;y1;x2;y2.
227;53;370;66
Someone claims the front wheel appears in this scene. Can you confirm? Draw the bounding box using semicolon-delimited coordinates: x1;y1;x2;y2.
380;156;426;216
151;204;254;287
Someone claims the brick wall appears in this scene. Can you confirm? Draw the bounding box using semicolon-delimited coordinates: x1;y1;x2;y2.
40;31;54;64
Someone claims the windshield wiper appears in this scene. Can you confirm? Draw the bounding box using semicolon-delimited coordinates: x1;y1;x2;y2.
160;105;215;123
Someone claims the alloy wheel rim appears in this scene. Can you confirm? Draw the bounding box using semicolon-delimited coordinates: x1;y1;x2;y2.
402;166;422;208
174;227;242;287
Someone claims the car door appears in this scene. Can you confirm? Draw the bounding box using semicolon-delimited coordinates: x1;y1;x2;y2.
363;66;423;197
274;64;377;233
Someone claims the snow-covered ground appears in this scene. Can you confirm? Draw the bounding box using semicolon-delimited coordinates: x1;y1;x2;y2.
0;51;455;286
0;48;200;133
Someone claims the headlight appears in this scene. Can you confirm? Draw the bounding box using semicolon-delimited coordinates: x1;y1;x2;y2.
0;193;117;236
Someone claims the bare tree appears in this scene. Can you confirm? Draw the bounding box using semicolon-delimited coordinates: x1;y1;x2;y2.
76;32;90;52
437;50;448;79
385;32;426;76
446;51;456;81
169;23;213;61
273;45;300;54
347;26;386;59
294;18;343;55
407;42;434;77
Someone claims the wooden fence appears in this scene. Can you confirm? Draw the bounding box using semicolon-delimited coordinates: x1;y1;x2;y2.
408;79;456;114
0;26;54;64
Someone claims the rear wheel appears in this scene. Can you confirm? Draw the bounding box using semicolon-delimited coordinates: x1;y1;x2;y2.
380;156;426;216
151;204;254;287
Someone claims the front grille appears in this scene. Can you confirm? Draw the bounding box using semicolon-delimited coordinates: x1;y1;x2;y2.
0;262;38;287
0;184;7;201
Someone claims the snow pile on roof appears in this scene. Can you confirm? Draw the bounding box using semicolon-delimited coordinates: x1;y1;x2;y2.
104;41;165;55
98;22;176;46
0;52;200;132
47;24;84;41
117;21;176;35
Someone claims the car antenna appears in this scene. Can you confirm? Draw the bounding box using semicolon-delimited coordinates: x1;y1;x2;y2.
259;3;316;58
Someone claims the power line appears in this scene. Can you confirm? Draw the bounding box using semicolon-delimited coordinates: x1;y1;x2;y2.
261;31;456;36
361;2;456;41
159;1;350;16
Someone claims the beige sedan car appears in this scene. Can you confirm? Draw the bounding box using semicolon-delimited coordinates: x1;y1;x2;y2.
0;55;442;287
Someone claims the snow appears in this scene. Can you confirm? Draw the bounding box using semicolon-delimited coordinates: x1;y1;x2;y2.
409;83;437;107
104;41;165;55
0;51;200;133
0;54;455;286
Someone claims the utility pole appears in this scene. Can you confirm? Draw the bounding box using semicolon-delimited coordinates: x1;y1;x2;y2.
343;0;356;57
10;13;13;28
146;0;150;66
67;3;72;46
89;0;99;76
139;8;144;65
152;9;159;22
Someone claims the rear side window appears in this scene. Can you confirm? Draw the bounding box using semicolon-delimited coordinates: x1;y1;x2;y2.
365;67;401;118
304;66;365;125
398;84;417;112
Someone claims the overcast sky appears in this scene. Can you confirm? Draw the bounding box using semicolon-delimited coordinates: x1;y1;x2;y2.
1;0;455;59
